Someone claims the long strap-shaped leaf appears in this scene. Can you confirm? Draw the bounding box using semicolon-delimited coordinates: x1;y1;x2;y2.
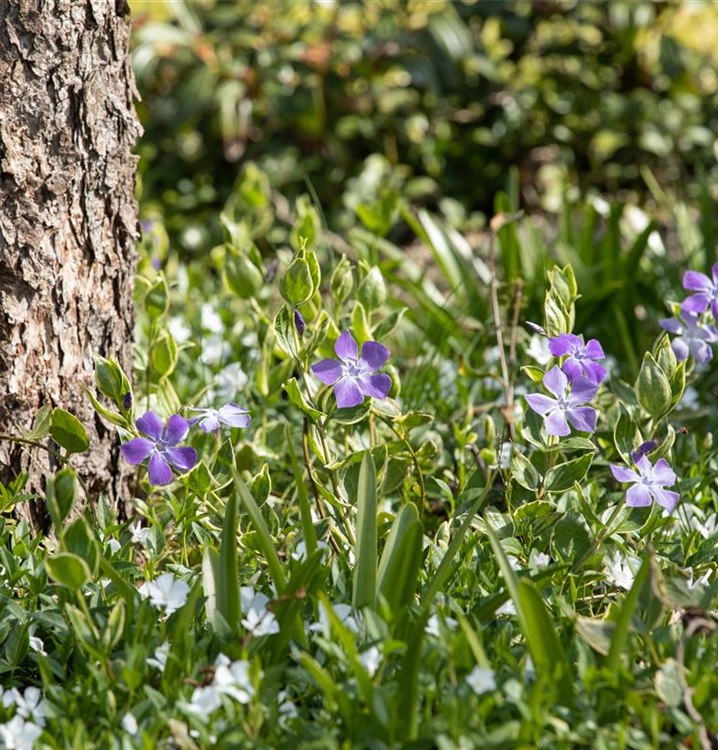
233;470;287;593
217;491;241;629
352;452;377;609
486;522;573;702
605;554;651;672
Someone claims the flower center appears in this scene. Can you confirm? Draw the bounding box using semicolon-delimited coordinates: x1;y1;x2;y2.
343;360;364;378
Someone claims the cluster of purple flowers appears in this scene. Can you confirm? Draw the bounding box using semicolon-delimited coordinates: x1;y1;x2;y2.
525;333;605;437
660;265;718;365
121;403;250;486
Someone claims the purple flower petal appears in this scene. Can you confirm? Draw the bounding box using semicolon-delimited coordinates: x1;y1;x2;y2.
360;341;390;371
660;317;684;335
164;415;190;446
566;406;596;433
166;447;198;473
682;293;711;314
545;409;570;437
358;373;391;400
137;411;164;441
199;415;221;433
294;309;306;338
671;338;689;361
148;452;173;486
683;270;712;292
312;358;343;385
651;488;679;512
630;441;656;463
525;394;557;416
334;378;364;408
335;331;359;362
218;403;251;428
610;464;640;483
712;299;718;322
561;357;583;382
626;484;652;507
652;458;676;487
584;339;605;359
121;437;155;465
634;455;653;477
691;340;713;364
525;321;546;336
583;361;607;384
548;334;580;357
569;376;598;405
543;366;568;399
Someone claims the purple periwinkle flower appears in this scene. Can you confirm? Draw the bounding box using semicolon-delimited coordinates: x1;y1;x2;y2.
188;402;251;434
294;309;306;338
682;264;718;320
311;331;391;409
122;392;133;410
548;333;606;384
525;366;598;437
630;440;657;464
610;456;679;512
121;411;197;486
660;313;718;364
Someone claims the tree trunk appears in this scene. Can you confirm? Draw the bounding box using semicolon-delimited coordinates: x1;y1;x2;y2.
0;0;141;527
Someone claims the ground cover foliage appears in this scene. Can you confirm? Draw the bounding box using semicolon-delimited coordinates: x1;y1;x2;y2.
2;1;718;748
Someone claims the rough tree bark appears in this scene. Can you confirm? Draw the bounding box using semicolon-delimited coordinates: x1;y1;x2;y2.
0;0;141;526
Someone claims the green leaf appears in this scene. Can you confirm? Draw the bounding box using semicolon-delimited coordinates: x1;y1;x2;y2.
224;247;264;299
553;511;592;562
282;378;323;423
217;492;241;630
511;450;540;491
543;453;593;493
606;555;651;671
635;352;671;421
485;522;572;701
286;425;317;558
47;468;77;529
50;409;89;455
150;331;178;376
145;275;169;318
352;452;378;609
377;502;422;610
45;552;92;589
614;410;641;465
280;258;314;306
233;470;287;592
357;266;387;312
63;516;100;576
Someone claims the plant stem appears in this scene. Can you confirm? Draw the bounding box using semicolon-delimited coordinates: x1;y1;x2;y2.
571;497;627;574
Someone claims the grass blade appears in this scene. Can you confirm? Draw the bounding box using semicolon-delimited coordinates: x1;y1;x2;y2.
352;451;377;609
217;490;240;629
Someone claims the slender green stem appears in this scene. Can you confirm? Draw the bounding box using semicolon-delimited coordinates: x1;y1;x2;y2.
375;413;427;512
571;497;627;574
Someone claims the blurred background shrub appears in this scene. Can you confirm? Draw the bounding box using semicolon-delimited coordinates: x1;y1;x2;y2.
131;0;718;253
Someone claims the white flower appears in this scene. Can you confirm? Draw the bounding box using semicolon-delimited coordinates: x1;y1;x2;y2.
147;642;170;671
106;539;121;555
0;716;43;750
121;712;138;735
291;540;329;562
188;686;222;716
310;603;359;634
130;522;151;545
277;690;298;726
240;587;280;637
687;569;711;590
200;337;231;366
530;551;550;570
690;511;718;540
497;599;517;616
8;688;47;727
425;613;458;638
604;552;640;591
201;303;223;334
507;556;522;571
169;317;191;344
139;573;190;615
214;363;248;402
213;660;254;704
27;627;46;657
526;335;552;366
358;646;381;677
465;666;496;695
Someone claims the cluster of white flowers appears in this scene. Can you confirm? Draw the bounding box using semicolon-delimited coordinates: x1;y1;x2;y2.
240;587;279;637
0;687;49;750
185;655;256;717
